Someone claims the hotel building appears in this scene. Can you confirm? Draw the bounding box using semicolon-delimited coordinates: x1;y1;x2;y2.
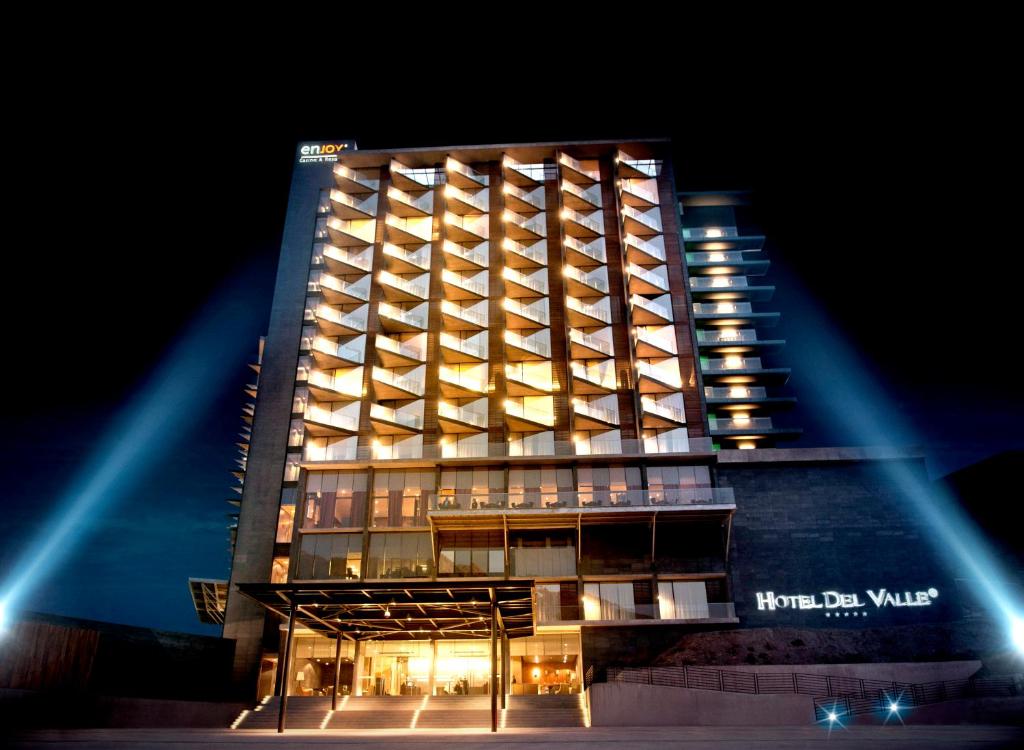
217;139;961;729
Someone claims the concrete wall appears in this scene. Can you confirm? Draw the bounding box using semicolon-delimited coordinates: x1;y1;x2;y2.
715;660;982;683
588;682;814;726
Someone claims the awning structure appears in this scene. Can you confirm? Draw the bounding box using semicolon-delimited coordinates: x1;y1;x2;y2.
236;580;535;640
236;580;536;733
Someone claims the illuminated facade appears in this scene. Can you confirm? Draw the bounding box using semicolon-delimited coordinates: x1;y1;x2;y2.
221;139;801;704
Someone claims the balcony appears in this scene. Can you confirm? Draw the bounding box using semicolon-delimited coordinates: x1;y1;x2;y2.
311;336;365;368
444;184;489;214
439;332;487;363
318;273;370;304
386;186;434;217
504;400;555;431
561;180;602;210
616;151;661;178
503;210;547;240
372;366;425;399
390;159;443;191
630;294;673;325
315;305;368;336
621;205;662;236
438;366;488;398
636;360;683;393
566;297;610;327
572;399;619;429
442;239;488;271
503;182;546;213
692;301;780;328
563;265;609;296
505;365;555;397
384;214;433;244
307;369;363;401
634;327;678;357
502;238;547;269
561;207;604;238
428;487;735;516
701;356;791;385
687;250;770;276
559;153;600;183
436;401;488;433
640;396;687;428
503;298;549;329
690;275;774;302
441;300;487;331
624;234;666;264
570;362;616;395
378;270;429;302
502;155;547;187
375;333;426;367
503;266;549;298
333;164;379;194
504;330;550;361
568;328;613;359
446;156;488;189
330;189;378;220
563;236;607;266
303;404;359;437
705;385;768;401
709;415;776;435
617;178;659;208
682;226;738;241
627;263;670;295
369;403;423;435
382;242;431;273
325;217;376;247
377;302;428;333
441;269;488;300
444;211;489;242
702;356;763;373
696;328;784;354
322;244;373;275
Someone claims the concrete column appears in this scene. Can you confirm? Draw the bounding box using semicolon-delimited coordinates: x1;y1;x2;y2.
277;608;296;734
428;639;438;696
352;640;364;696
490;601;498;732
332;635;343;710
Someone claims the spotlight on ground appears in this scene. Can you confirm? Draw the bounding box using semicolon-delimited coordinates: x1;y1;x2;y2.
888;701;900;713
1012;616;1024;654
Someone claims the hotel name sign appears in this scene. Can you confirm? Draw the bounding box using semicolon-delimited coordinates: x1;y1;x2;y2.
755;588;939;619
298;141;356;164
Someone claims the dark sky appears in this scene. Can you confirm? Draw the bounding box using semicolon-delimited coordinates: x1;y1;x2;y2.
2;42;1019;636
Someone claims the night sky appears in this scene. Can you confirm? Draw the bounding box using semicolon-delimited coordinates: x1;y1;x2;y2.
3;52;1019;636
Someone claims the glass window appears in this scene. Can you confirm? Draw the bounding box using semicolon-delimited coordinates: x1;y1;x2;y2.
582;581;655;621
276;488;297;543
304;471;368;529
295;533;362;580
366;533;433;578
535;582;580;622
657;581;709;620
371;470;433;527
437;530;503;577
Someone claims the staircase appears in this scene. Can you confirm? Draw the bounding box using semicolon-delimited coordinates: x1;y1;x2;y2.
232;693;587;730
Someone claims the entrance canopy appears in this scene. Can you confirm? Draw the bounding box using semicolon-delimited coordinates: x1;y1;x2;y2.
237;580;535;640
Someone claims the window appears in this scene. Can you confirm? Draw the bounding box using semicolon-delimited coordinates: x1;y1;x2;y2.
296;533;362;580
535;582;580;622
438;530;503;577
371;470;434;527
583;580;655;621
657;581;710;620
366;533;433;578
304;471;367;529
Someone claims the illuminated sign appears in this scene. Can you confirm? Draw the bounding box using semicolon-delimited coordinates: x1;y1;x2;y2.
755;588;939;618
298;142;355;164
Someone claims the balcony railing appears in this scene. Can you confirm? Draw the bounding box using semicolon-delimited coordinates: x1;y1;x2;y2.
316;305;368;333
440;332;487;359
307;370;362;399
690;276;750;290
710;415;774;431
503;266;549;295
697;329;759;344
301;437;717;464
564;265;609;294
628;264;669;292
564;236;607;264
621;205;663;233
437;401;487;428
429;487;734;512
304;406;358;432
559;153;600;182
383;243;431;271
311;336;365;364
618;179;659;205
444;211;490;240
503;210;547;237
378;271;429;299
330;189;378;219
504;330;550;358
615;152;661;177
439;366;488;394
504;399;555;426
334;164;380;192
444;183;489;213
318;273;370;302
375;333;425;362
370;403;424;431
503;182;546;211
441;300;487;327
631;295;672;321
567;297;611;324
687;250;745;264
561;180;602;208
561;207;604;235
635;328;678;355
442;240;488;268
569;328;613;356
503;155;551;184
505;365;555;394
390;160;444;187
571;362;615;390
321;244;373;273
504;298;550;326
703;357;763;372
387;186;434;215
704;386;768;400
573;400;619;425
385;214;433;243
682;227;738;240
372;366;425;396
693;302;754;315
637;360;683;388
446;156;488;187
377;302;427;330
640;397;686;424
503;238;548;266
442;269;488;298
625;234;666;262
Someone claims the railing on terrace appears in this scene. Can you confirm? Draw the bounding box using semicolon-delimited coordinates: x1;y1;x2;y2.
429;487;733;512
